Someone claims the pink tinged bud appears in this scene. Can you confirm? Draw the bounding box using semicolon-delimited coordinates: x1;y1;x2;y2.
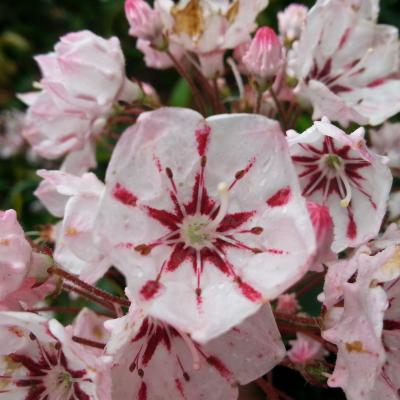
125;0;162;40
307;202;336;269
278;4;308;43
276;293;299;314
243;27;283;84
287;333;324;364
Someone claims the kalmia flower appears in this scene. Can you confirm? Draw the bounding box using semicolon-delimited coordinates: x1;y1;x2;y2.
307;201;336;270
0;312;111;399
291;0;400;126
155;0;268;77
136;38;185;70
20;30;141;161
125;0;163;40
95;108;316;342
0;210;53;311
0;110;25;159
35;170;110;284
243;27;283;85
277;3;308;44
370;122;400;176
287;118;392;252
105;295;285;400
321;237;400;400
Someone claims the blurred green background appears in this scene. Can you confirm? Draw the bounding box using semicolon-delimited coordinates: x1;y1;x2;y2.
0;1;399;398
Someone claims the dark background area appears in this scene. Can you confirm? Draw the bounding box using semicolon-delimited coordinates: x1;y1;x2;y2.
0;1;399;398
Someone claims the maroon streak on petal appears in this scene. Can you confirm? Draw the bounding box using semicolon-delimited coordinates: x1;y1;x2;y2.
138;382;147;400
140;280;163;301
206;356;234;381
267;187;292;207
236;279;263;302
74;383;91;400
175;378;186;398
113;183;138;207
339;27;352;49
133;318;150;342
346;208;357;240
167;244;192;272
195;124;211;156
367;78;386;88
145;206;180;230
25;386;46;400
217;211;255;232
201;249;234;277
142;326;165;366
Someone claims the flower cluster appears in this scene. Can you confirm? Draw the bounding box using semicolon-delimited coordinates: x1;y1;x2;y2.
2;0;400;398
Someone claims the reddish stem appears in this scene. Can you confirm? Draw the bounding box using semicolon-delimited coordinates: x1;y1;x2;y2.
72;335;106;349
167;50;207;115
49;266;130;308
274;312;322;330
256;378;294;400
62;283;116;313
296;273;324;297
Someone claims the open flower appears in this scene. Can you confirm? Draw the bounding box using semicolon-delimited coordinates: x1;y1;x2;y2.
20;30;141;160
105;294;285;400
94;108;315;342
370;122;400;176
0;311;111;399
0;210;53;311
290;0;400;126
0;110;25;159
321;236;400;400
35;170;110;284
287;118;392;252
155;0;268;77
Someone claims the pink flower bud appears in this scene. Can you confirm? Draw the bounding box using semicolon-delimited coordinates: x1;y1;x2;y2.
307;202;336;270
243;27;283;84
287;333;325;364
278;4;308;43
125;0;163;40
276;293;299;314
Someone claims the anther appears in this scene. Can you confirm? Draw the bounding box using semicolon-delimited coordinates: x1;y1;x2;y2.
135;244;152;256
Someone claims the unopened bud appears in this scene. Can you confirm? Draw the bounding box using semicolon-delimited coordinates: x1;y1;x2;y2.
125;0;163;40
243;27;283;85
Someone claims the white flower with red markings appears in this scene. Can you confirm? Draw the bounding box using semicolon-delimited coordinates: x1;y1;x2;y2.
94;107;315;342
0;312;111;400
287;118;392;252
290;0;400;126
35;170;111;284
105;294;285;400
155;0;268;77
321;239;400;400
